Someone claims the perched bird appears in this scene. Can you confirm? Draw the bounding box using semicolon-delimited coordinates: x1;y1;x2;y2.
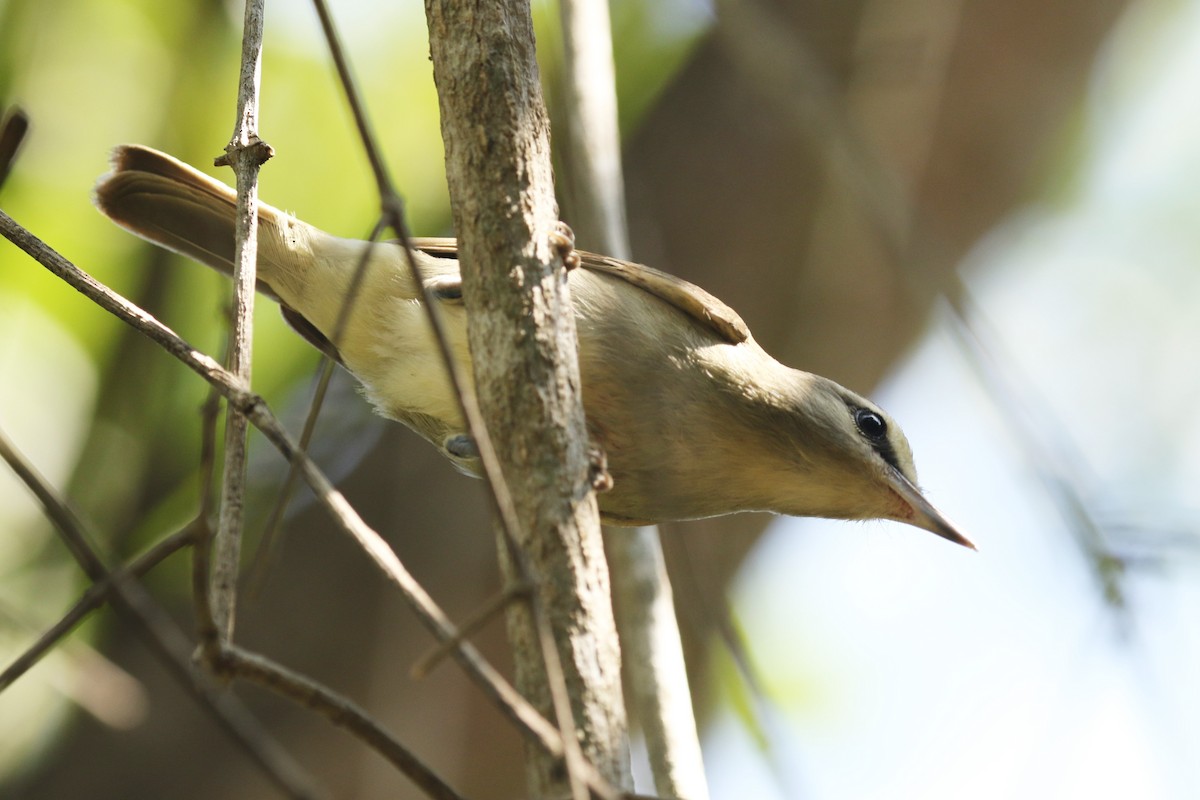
94;145;973;548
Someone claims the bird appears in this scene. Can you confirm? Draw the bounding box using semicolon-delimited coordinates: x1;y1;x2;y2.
94;145;973;549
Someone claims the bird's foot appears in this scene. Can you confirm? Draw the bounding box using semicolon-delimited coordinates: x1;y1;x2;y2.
444;434;479;459
587;446;613;493
550;221;581;271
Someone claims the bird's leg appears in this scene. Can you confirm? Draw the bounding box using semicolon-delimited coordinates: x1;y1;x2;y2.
587;445;613;493
550;221;582;271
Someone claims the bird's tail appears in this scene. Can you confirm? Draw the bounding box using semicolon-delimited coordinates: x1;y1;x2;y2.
94;145;315;300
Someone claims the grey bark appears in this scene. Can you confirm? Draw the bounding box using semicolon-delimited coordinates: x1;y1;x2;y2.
424;1;630;795
210;0;268;647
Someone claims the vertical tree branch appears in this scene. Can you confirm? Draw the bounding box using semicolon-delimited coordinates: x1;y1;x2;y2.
557;1;629;259
424;1;630;795
208;0;273;647
606;530;708;798
558;2;709;796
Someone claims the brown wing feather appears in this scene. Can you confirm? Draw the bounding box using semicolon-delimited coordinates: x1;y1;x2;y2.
407;237;751;346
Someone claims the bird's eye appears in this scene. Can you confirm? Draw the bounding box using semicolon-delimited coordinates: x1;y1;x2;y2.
854;408;887;440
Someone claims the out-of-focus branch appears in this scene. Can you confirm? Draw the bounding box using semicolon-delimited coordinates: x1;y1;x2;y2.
0;428;326;800
946;291;1130;611
425;1;628;797
0;106;29;190
558;0;629;259
0;523;195;692
557;0;708;797
221;645;467;800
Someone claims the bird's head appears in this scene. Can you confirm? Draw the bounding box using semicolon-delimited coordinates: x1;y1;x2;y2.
770;374;975;549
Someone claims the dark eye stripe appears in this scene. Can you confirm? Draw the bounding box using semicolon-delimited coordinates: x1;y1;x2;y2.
871;437;901;472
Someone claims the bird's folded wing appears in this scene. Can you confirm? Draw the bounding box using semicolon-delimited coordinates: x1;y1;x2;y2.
409;237;751;346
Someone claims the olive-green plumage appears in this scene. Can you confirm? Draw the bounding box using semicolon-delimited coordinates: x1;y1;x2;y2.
95;145;972;548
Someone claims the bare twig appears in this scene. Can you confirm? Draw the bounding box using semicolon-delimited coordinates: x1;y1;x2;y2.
206;0;273;649
0;427;326;800
0;223;461;799
222;645;467;800
558;0;707;796
245;216;387;596
307;0;526;551
0;209;620;800
194;386;223;646
242;361;333;594
410;582;530;680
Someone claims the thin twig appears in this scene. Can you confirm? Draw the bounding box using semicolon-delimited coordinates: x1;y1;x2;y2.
194;384;223;646
0;209;619;800
410;582;530;680
945;292;1129;611
308;0;525;557
0;427;326;800
223;645;468;800
242;357;337;596
207;0;272;649
246;217;388;596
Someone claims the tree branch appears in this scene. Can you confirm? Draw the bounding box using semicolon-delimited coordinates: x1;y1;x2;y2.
221;645;467;800
556;1;708;795
425;1;630;795
0;523;195;692
0;428;326;800
205;0;272;651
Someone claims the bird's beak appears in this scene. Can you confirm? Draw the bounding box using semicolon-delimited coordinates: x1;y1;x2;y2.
886;469;976;550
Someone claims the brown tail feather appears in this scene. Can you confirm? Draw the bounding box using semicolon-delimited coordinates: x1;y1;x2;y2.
94;145;280;299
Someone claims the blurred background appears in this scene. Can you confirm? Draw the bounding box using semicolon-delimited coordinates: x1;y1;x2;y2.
1;0;1197;797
